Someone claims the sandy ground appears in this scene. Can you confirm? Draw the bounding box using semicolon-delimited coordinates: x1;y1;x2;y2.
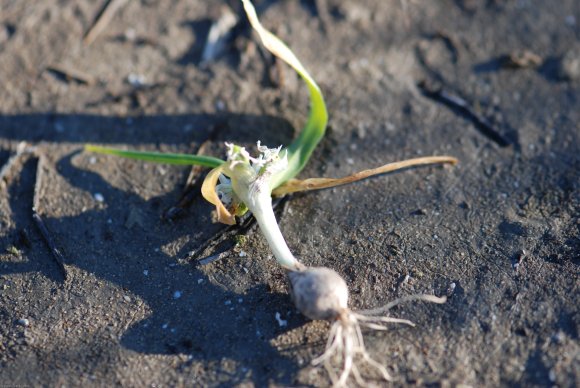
0;0;578;386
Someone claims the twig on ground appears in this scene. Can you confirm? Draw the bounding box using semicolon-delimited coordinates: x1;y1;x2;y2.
417;80;511;147
84;0;129;46
46;65;96;85
197;251;233;266
499;50;542;69
433;30;460;63
32;156;67;280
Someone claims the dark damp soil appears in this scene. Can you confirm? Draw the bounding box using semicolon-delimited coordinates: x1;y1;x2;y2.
0;1;578;386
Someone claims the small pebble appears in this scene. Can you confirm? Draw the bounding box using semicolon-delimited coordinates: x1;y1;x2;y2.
197;279;204;284
143;270;149;276
127;73;146;87
224;300;232;305
124;28;136;41
123;295;131;302
558;45;580;81
275;312;287;327
17;318;30;327
447;282;456;295
93;193;105;202
553;331;565;344
238;250;247;257
173;291;182;299
162;323;169;330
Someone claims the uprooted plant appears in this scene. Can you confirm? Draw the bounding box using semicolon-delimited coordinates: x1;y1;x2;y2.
86;0;456;385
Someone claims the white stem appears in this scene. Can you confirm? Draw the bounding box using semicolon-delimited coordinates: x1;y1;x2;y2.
247;188;302;271
225;146;302;271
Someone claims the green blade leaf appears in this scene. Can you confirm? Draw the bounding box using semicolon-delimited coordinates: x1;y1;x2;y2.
242;0;328;188
85;145;225;168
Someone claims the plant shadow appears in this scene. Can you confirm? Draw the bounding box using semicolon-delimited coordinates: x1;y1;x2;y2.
0;112;306;385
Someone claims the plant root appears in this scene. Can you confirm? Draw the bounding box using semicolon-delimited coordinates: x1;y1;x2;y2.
312;295;446;387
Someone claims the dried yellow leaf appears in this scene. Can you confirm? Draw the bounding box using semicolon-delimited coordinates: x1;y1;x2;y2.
272;156;458;196
201;165;236;225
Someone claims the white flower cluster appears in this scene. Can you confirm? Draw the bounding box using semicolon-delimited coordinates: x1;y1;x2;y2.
217;142;288;208
225;141;287;175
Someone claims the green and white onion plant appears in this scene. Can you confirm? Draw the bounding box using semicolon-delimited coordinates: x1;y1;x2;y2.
86;0;456;385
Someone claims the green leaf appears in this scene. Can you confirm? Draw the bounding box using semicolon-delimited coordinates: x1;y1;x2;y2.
242;0;328;189
85;145;225;168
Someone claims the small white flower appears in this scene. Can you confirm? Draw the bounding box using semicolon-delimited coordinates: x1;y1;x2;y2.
215;174;234;206
225;141;287;179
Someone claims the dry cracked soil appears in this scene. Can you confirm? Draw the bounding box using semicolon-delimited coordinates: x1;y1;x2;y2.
0;0;578;387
